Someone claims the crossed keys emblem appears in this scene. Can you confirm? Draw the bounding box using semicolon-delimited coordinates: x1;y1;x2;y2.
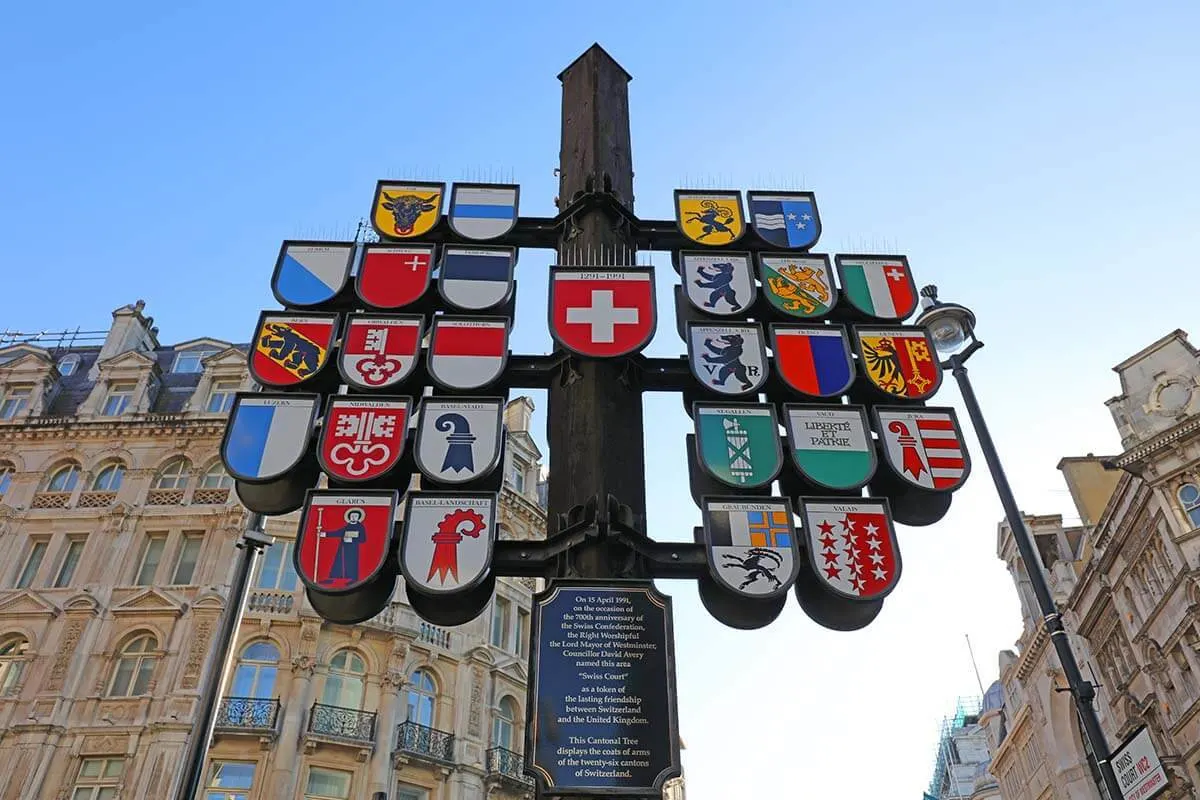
328;411;397;476
353;327;405;386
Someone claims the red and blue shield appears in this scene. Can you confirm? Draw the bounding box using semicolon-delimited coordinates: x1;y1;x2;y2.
294;490;397;594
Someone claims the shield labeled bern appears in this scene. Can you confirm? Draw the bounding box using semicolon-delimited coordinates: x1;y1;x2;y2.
770;324;855;398
675;190;746;246
549;267;656;357
337;314;422;391
249;311;338;388
853;326;942;400
448;183;519;241
747;191;821;250
835;255;917;321
270;241;353;309
294;490;397;594
874;406;970;491
679;252;755;316
318;396;411;482
401;491;497;596
414;397;504;484
758;254;835;319
693;402;782;488
783;404;876;490
799;496;901;602
687;322;768;396
701;496;798;599
427;316;509;391
355;244;434;310
438;246;515;311
221;393;320;483
371;181;444;240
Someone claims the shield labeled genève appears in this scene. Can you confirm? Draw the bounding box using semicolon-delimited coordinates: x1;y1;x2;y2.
687;322;768;396
693;402;782;488
427;316;509;391
294;490;398;594
549;267;656;357
270;241;353;309
249;311;337;388
798;496;901;602
337;314;422;391
783;404;876;490
853;326;942;400
874;406;970;491
701;496;798;599
448;183;519;241
679;252;755;316
414;397;504;484
221;393;320;483
747;191;821;250
675;190;746;246
770;324;855;398
835;255;917;322
758;254;836;319
401;491;497;596
437;246;515;311
371;181;444;240
318;396;412;482
355;244;434;310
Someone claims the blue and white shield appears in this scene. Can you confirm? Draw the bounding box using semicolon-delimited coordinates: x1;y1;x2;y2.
414;398;504;484
221;393;320;483
448;183;519;241
437;246;515;311
746;192;821;250
270;241;354;308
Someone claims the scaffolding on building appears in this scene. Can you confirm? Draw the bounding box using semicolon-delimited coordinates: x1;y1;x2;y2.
0;328;107;353
927;695;983;800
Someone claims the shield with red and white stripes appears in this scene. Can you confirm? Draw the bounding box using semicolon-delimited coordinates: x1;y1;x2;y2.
873;406;970;491
427;316;509;390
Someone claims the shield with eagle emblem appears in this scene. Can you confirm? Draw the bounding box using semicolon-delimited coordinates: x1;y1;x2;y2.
852;326;942;400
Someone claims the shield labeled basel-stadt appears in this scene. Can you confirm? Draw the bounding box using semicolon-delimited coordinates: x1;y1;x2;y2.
783;404;876;490
401;492;497;596
270;241;353;309
438;246;515;311
337;314;422;390
836;255;917;321
371;181;444;240
675;190;746;246
448;183;519;241
758;254;835;319
221;393;320;483
702;496;798;599
770;324;855;398
680;251;755;316
414;398;504;484
687;322;768;396
798;496;901;602
853;326;941;400
294;490;397;594
318;396;411;482
355;244;434;309
693;402;782;488
427;316;508;390
250;311;337;387
874;406;970;491
747;191;821;250
549;268;656;357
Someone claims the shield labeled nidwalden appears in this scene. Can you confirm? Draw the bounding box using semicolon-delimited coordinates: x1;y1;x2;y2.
448;183;519;241
427;316;509;391
318;396;411;482
770;324;855;397
874;406;970;491
414;397;504;484
758;254;835;319
270;241;353;309
798;496;901;602
295;490;397;594
675;190;746;246
693;402;782;488
549;267;656;358
702;497;798;599
836;255;917;322
687;322;768;396
338;314;422;390
438;246;515;311
747;191;821;250
401;491;497;596
783;404;876;490
249;311;337;388
355;244;434;310
221;393;320;483
854;326;942;400
371;181;444;239
679;252;755;316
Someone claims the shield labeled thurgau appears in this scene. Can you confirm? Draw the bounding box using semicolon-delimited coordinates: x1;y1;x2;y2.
448;183;519;241
249;311;337;388
679;252;755;316
355;244;434;310
853;326;942;400
549;267;656;357
338;314;423;391
701;496;798;599
318;396;411;482
370;181;444;240
799;496;901;602
675;190;746;246
270;241;353;309
873;406;970;491
401;491;497;596
693;402;782;488
221;393;320;483
414;398;504;484
294;490;397;594
757;254;835;319
686;322;768;396
783;404;876;490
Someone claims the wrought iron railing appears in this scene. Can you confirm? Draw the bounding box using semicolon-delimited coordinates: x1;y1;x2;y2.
487;746;532;783
395;720;455;762
215;696;280;731
308;702;376;742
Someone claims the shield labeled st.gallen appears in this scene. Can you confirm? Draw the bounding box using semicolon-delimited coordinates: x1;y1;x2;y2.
294;490;397;594
853;326;942;400
414;398;504;484
799;496;901;602
401;492;497;596
549;268;656;358
874;406;970;491
693;402;782;488
687;322;768;396
702;497;798;599
338;315;422;390
249;312;337;388
318;396;411;482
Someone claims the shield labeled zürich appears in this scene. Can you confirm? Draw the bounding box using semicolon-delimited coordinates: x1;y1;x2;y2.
874;406;970;491
371;181;444;239
770;324;855;397
687;322;768;396
680;252;755;316
747;191;821;250
693;402;782;488
853;326;942;400
414;398;504;484
758;254;835;319
221;393;320;483
318;396;411;482
783;404;876;490
836;255;917;321
675;190;746;246
427;316;508;390
401;492;497;596
270;241;353;309
438;246;515;311
549;268;656;357
295;490;397;594
250;311;337;387
448;183;519;241
702;497;798;599
338;314;422;390
355;244;434;309
799;496;901;602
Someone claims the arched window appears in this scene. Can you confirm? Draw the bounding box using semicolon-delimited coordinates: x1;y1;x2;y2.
109;634;158;697
0;463;13;496
56;354;79;376
199;463;233;490
406;669;437;726
492;696;519;750
1180;484;1200;528
0;635;30;696
232;641;279;699
153;458;190;490
1123;586;1142;627
90;463;125;492
321;650;366;709
47;463;80;493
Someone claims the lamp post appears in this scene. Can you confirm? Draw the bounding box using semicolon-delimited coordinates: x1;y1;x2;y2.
915;285;1124;800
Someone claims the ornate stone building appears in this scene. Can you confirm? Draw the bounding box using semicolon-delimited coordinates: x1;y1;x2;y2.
928;690;1002;800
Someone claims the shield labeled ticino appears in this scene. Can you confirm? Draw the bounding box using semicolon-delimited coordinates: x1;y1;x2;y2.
448;183;519;241
770;324;855;398
414;397;504;484
679;252;755;316
675;190;745;246
687;322;768;396
221;393;320;483
853;326;942;400
270;241;353;309
438;246;515;311
549;268;656;357
758;254;836;319
355;244;434;310
747;191;821;250
338;314;422;390
318;396;411;482
702;497;798;599
249;311;337;387
799;496;901;602
874;406;970;491
783;404;876;490
294;490;397;594
371;180;444;239
427;316;508;391
401;492;497;596
693;402;782;488
835;255;917;322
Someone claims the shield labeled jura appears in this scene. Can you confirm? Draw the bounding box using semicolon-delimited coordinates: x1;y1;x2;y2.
338;314;422;390
414;398;504;484
549;267;656;357
680;251;755;316
675;190;746;246
854;326;942;400
221;393;320;483
758;254;835;319
448;183;519;241
693;402;782;488
438;246;515;311
687;322;768;396
371;181;444;239
836;255;917;321
270;241;353;309
427;316;508;390
401;492;497;595
874;406;970;491
799;496;901;602
702;497;798;599
355;244;434;309
294;490;397;594
747;191;821;250
250;312;337;387
318;396;411;482
770;324;855;398
783;405;876;490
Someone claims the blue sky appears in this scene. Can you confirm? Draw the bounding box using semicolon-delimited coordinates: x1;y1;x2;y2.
4;1;1200;797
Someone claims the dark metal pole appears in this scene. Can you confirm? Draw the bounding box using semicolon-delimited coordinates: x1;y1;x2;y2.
949;355;1123;800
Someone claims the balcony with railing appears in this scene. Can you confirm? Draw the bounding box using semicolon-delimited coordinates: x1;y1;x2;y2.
146;488;184;505
307;702;377;746
247;590;295;615
191;487;230;505
77;491;117;508
30;492;71;509
394;721;455;764
215;696;280;736
486;746;533;788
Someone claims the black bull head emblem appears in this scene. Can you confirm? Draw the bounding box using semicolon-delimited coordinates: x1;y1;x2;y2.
381;192;438;235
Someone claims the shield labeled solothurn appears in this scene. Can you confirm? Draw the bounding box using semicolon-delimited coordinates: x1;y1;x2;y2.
355;244;434;310
679;251;755;317
270;241;354;309
798;496;901;602
437;246;515;311
448;183;519;241
317;396;411;482
757;253;836;319
400;491;497;596
337;314;423;391
873;406;970;491
549;267;656;357
249;311;338;388
770;324;855;398
427;316;509;391
746;191;821;250
675;190;746;246
370;181;444;240
294;490;397;594
221;393;320;483
835;255;917;322
692;402;782;488
686;321;768;396
414;397;504;484
782;404;876;490
853;325;942;400
701;496;798;599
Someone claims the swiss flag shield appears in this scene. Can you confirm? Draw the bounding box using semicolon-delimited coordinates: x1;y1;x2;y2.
355;244;434;309
548;267;656;357
337;314;423;390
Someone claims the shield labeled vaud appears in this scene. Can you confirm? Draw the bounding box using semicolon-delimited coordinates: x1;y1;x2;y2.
270;241;353;309
675;190;745;246
747;191;821;250
836;255;917;321
294;490;397;594
693;402;782;488
549;267;656;357
799;496;901;602
371;181;444;239
679;252;755;316
783;404;876;490
687;322;768;396
448;183;519;241
770;324;855;398
427;316;509;391
318;396;412;482
758;254;835;319
249;311;338;388
437;246;515;311
853;326;942;400
414;397;504;484
355;244;434;310
702;497;798;599
221;393;320;483
337;314;422;391
874;406;970;491
401;491;497;595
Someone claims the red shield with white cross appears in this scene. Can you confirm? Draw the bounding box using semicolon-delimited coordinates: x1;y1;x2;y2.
338;314;423;390
318;396;411;482
355;244;434;309
548;267;656;357
798;497;901;602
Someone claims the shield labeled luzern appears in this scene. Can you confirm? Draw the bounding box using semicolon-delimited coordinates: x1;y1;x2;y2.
427;316;508;390
680;252;755;316
338;314;422;390
318;396;411;482
799;496;900;602
758;254;835;319
675;190;745;246
249;311;337;387
770;324;855;397
783;405;876;490
221;393;320;483
438;246;515;311
448;183;519;241
549;268;656;357
371;181;444;239
414;398;504;484
294;490;397;594
355;244;434;309
401;491;497;595
693;402;782;488
874;406;970;491
836;255;917;321
853;326;942;400
687;322;768;396
270;241;353;309
747;191;821;250
702;497;798;599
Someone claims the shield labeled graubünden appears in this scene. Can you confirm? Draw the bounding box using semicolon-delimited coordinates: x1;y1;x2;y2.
693;402;782;488
294;490;397;594
400;491;497;596
414;397;504;484
702;496;798;599
318;396;411;482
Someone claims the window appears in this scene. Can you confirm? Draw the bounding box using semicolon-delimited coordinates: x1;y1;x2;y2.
406;669;437;726
108;634;157;697
134;536;167;585
205;379;239;413
90;463;125;492
255;540;298;591
171;534;203;584
492;696;518;750
1181;484;1200;528
0;464;12;496
0;385;32;419
100;382;135;416
0;635;30;695
305;767;351;800
508;463;525;492
70;757;124;800
200;462;234;490
57;354;79;376
153;457;190;490
395;786;428;800
232;641;279;699
203;761;256;800
173;349;215;374
15;541;47;588
491;596;512;648
517;609;530;658
321;650;366;709
55;539;86;587
47;463;80;492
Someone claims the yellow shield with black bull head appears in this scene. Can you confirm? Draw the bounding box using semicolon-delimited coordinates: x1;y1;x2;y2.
675;190;746;246
371;181;445;239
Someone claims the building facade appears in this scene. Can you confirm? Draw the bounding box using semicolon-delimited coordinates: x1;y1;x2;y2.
928;690;1002;800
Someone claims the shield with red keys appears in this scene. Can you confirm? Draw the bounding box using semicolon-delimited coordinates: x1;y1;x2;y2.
355;244;434;309
798;496;901;602
249;311;337;388
853;326;942;400
427;316;509;390
338;314;422;390
318;396;411;482
294;490;397;594
873;406;970;491
549;267;656;357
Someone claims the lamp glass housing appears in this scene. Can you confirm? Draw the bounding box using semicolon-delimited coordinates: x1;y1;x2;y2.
915;302;977;358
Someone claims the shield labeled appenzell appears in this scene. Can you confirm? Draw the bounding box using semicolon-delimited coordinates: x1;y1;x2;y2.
874;406;970;491
770;324;855;398
318;396;411;482
687;322;768;396
675;190;746;246
701;496;798;599
549;268;656;357
783;404;876;490
680;252;755;316
835;255;917;321
747;191;821;250
371;181;444;240
355;244;434;309
249;311;338;388
295;490;397;594
758;254;836;319
414;397;504;484
798;496;901;602
427;316;508;391
337;314;422;390
270;241;353;309
853;326;942;400
693;402;782;488
401;491;497;596
221;393;320;483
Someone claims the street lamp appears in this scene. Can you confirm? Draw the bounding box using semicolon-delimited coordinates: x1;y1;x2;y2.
915;285;1124;800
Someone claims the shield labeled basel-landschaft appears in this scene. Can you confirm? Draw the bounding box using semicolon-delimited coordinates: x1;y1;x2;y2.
249;311;337;388
853;326;942;400
687;322;768;396
679;251;755;316
701;497;798;599
798;496;901;602
874;406;970;491
549;268;656;357
318;396;412;482
747;191;821;250
758;254;835;319
414;397;504;484
270;241;353;309
437;246;515;311
401;491;497;595
355;244;434;310
221;393;320;482
769;324;854;397
675;190;745;246
783;404;876;490
693;402;782;488
427;316;508;390
294;490;397;594
371;181;444;239
835;255;917;321
337;314;422;390
448;183;519;241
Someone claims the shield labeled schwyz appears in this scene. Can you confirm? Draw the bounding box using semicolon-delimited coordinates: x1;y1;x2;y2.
679;252;755;316
355;244;434;310
770;324;854;398
337;314;422;390
693;402;782;488
549;267;656;358
370;180;444;240
747;191;821;250
401;491;497;596
798;496;901;602
675;190;746;246
873;406;970;491
437;246;515;311
783;404;876;490
853;325;942;400
270;241;353;309
758;253;836;319
294;490;397;594
249;311;337;388
687;322;768;396
318;396;412;482
221;393;320;483
835;255;917;321
448;183;518;241
702;497;798;599
427;316;509;391
414;397;504;484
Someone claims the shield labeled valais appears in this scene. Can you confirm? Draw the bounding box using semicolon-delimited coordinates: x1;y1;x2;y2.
427;316;509;390
414;398;504;484
401;491;497;596
701;496;798;599
318;396;411;482
798;496;901;602
338;314;422;390
294;490;397;594
549;267;656;357
874;406;970;491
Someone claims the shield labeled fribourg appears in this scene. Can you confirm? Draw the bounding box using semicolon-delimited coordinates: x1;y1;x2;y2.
337;314;422;390
783;404;876;490
758;254;835;319
549;267;656;357
414;398;504;484
438;246;515;311
853;326;941;400
675;190;746;246
427;316;508;391
747;191;821;250
221;393;320;483
836;255;917;321
318;397;411;482
687;322;768;396
799;496;900;602
294;490;397;594
770;324;854;397
249;311;337;387
370;181;444;239
874;406;970;491
448;183;519;241
401;492;497;595
701;497;798;598
270;241;353;309
693;402;782;488
679;251;755;316
355;244;434;310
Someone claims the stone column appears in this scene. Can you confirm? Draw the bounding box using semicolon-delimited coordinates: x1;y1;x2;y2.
367;666;406;797
270;653;317;800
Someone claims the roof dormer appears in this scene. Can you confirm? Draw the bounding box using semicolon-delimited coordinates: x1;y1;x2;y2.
184;345;250;415
0;344;61;421
1105;329;1199;449
77;349;162;419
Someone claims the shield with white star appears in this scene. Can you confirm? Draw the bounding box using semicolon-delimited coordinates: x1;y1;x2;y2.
701;496;799;599
747;191;821;250
798;496;901;602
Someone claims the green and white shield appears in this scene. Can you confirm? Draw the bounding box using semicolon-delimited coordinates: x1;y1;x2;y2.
783;404;876;489
693;403;783;488
758;254;836;319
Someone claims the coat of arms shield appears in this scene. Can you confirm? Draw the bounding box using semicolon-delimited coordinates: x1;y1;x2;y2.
675;190;746;246
549;268;656;357
692;402;782;488
853;326;942;400
318;396;411;482
798;496;901;602
294;490;397;594
686;322;768;396
701;496;799;599
874;406;970;491
679;252;755;316
371;181;444;239
221;393;320;483
782;404;876;490
758;254;835;319
249;311;338;387
270;241;353;309
337;314;422;390
414;397;504;484
400;491;497;595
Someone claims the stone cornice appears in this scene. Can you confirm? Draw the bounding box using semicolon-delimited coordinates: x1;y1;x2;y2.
1114;417;1200;470
1016;628;1049;682
0;414;225;441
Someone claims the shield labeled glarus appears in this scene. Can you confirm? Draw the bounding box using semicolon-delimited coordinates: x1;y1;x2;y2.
693;402;782;488
294;490;398;595
702;496;798;599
